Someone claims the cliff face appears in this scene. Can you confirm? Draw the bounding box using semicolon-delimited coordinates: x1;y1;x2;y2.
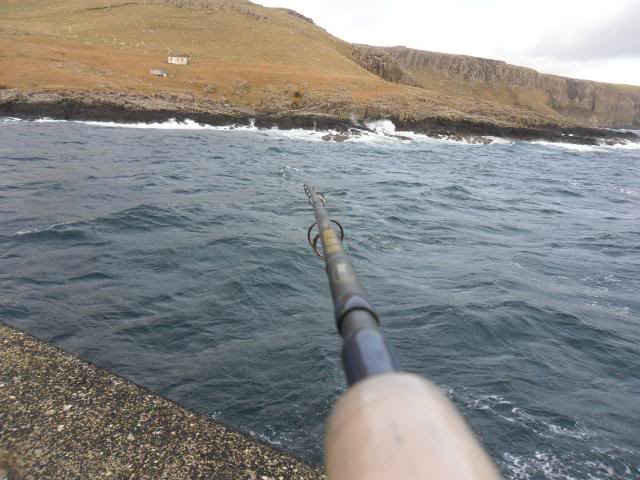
350;45;417;87
352;45;640;128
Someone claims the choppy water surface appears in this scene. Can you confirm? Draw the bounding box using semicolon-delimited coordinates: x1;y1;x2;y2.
1;118;639;479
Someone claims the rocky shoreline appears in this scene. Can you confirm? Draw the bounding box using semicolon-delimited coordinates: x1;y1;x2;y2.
2;89;638;146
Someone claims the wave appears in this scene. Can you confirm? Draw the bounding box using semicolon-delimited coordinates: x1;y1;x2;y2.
96;204;194;232
4;114;639;474
15;219;83;236
366;119;398;135
7;116;640;151
16;116;500;146
619;188;639;198
34;117;259;131
15;223;88;242
605;141;640;150
500;449;634;480
533;140;640;152
13;205;195;240
532;141;600;152
454;388;635;479
364;119;511;146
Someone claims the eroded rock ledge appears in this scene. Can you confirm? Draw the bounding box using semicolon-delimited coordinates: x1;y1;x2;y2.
0;322;324;480
1;89;638;146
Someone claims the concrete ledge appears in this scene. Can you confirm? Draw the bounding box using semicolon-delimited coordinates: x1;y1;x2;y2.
0;323;325;480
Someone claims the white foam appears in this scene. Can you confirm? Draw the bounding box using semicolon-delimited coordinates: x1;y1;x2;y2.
365;119;507;145
82;118;215;130
279;165;302;180
532;140;598;152
453;386;622;480
503;451;581;480
612;128;640;135
619;188;639;197
28;117;342;144
266;128;331;142
15;219;85;236
601;141;640;150
14;222;65;237
502;448;637;480
15;224;58;236
366;119;397;135
533;139;640;152
0;117;22;123
34;118;72;124
14;117;640;149
33;117;263;131
485;136;513;145
10;116;494;145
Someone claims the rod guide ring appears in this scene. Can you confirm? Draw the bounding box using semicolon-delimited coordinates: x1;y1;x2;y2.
307;220;345;255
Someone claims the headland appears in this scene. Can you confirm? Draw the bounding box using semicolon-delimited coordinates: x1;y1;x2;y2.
1;1;639;146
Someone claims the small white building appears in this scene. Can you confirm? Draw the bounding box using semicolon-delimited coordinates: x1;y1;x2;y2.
168;56;190;65
150;69;167;77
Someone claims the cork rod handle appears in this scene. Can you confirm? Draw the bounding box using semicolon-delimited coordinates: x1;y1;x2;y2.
325;373;500;480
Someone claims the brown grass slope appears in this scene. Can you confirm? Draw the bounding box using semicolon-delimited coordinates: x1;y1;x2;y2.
0;0;638;138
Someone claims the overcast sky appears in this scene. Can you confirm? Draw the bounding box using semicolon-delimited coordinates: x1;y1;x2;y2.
258;0;639;85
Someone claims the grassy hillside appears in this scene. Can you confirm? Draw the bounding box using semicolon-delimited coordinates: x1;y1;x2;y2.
1;0;637;132
0;0;372;97
0;0;565;127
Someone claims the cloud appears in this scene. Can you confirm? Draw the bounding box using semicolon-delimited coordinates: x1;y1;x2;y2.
531;3;640;60
256;0;640;85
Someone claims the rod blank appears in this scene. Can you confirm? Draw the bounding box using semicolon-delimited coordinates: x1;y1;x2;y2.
304;184;400;384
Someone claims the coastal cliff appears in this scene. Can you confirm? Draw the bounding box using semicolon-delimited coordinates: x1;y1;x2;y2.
352;45;640;129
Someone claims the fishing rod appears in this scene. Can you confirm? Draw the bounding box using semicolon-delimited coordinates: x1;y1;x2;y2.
304;184;399;385
303;184;499;480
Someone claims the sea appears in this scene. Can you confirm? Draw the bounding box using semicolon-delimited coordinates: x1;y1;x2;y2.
1;117;639;479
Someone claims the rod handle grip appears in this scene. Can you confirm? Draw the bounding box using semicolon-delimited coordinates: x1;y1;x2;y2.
324;373;500;480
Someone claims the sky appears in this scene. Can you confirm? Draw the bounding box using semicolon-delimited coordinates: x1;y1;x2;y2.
257;0;640;85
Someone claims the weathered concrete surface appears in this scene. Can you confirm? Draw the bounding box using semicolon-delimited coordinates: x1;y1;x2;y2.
0;323;325;480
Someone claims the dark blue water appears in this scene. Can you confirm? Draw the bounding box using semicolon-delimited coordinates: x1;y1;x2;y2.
1;118;639;479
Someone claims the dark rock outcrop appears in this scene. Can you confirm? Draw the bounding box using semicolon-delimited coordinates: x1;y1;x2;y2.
2;89;638;146
350;45;418;87
148;0;269;20
285;8;314;24
322;133;350;142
